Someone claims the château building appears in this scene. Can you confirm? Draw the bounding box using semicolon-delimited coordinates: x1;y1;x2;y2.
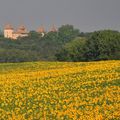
4;24;28;39
4;24;57;40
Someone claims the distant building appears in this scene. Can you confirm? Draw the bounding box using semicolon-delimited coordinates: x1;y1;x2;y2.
4;24;28;40
4;24;57;39
4;24;14;39
37;26;45;37
50;25;57;32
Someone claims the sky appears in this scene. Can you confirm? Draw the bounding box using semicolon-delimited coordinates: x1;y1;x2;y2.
0;0;120;32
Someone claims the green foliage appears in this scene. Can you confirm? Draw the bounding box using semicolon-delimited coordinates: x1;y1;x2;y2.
56;37;86;61
56;30;120;62
28;31;42;39
0;29;4;38
0;25;80;62
0;48;40;62
85;30;120;61
0;26;120;62
58;24;80;43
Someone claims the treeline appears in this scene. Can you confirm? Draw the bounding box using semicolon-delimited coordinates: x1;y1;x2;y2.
0;24;120;62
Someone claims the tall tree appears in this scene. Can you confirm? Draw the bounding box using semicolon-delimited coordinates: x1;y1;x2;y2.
58;24;80;43
85;30;120;61
56;37;86;61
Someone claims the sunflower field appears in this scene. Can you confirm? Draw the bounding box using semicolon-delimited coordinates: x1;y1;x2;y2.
0;61;120;120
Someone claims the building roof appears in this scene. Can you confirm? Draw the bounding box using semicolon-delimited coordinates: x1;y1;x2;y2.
17;25;28;34
37;26;45;33
50;25;57;32
4;24;14;30
19;25;26;30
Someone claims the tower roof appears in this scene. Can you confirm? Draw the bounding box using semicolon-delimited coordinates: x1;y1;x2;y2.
50;25;57;32
17;25;27;33
19;25;26;30
4;24;14;30
37;26;45;33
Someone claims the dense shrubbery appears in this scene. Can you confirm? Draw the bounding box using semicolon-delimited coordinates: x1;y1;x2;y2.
0;25;120;62
58;30;120;61
56;37;87;61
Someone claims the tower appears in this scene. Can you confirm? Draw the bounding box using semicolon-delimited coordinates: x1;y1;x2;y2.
50;25;57;32
4;24;14;39
37;25;45;37
13;25;28;39
17;25;27;34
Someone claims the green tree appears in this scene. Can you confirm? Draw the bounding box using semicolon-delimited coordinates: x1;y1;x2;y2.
85;30;120;61
28;31;41;39
58;24;80;43
56;37;86;61
0;30;4;38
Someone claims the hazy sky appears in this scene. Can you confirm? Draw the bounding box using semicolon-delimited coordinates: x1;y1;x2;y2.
0;0;120;32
